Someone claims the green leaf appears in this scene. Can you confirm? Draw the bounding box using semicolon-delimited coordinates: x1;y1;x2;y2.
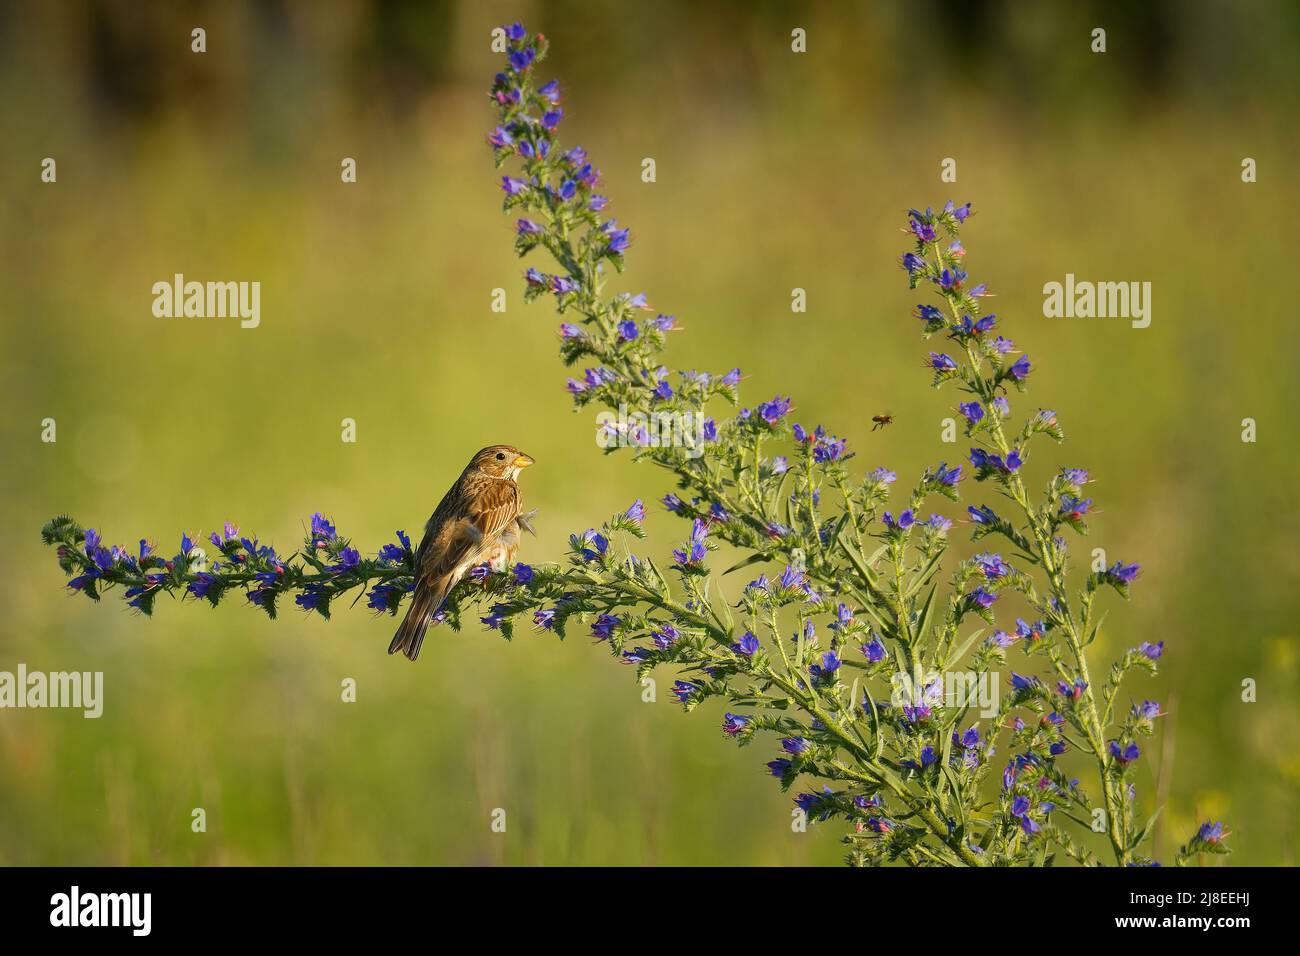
914;583;939;644
941;628;985;671
1130;807;1162;852
722;551;769;576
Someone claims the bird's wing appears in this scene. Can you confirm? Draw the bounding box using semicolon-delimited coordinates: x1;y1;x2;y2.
421;480;520;582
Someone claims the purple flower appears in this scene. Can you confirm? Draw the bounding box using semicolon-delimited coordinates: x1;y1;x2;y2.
883;509;916;531
782;736;810;754
937;266;967;290
508;47;535;72
512;563;534;585
377;529;412;564
1138;641;1164;660
1058;496;1093;521
861;638;886;663
954;313;997;337
187;572;220;601
1010;673;1038;692
929;352;957;372
945;199;972;222
901;252;927;274
481;607;510;630
538;79;560;103
813;435;847;463
591;614;620;641
931;462;963;486
574;529;608;562
723;713;750;736
294;587;327;613
968;587;997;609
794;787;834;819
671;680;696;704
732;631;760;657
1109;741;1141;764
662;494;685;514
501;175;528;196
209;522;239;548
533;608;556;630
1008;355;1032;380
904;746;938;771
329;547;361;573
756;395;792;423
1057;676;1087;699
1016;618;1045;642
975;552;1010;578
959;401;984;424
1133;699;1163;720
968;504;998;525
673;518;709;565
624;499;645;524
1196;821;1228;844
908;212;937;243
820;650;841;673
605;227;630;254
767;758;792;777
618;318;638;341
1106;560;1141;584
648;624;680;649
541;108;563;130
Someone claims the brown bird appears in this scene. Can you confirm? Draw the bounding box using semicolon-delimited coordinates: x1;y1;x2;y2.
388;444;535;661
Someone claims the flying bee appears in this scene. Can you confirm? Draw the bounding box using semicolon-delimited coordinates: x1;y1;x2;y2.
871;413;894;431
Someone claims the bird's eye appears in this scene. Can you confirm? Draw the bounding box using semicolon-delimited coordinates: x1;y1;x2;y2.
496;452;506;460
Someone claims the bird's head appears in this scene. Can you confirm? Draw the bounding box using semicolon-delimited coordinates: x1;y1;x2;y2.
471;444;535;481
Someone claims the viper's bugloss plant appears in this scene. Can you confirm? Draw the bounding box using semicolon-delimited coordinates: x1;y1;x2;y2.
42;22;1230;868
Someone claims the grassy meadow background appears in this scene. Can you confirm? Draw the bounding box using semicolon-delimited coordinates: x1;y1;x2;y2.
1;0;1298;865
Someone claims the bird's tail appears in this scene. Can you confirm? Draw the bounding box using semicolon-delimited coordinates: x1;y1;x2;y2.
388;577;450;661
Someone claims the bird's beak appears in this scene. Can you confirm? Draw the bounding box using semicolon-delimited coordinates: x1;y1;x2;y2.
513;453;535;468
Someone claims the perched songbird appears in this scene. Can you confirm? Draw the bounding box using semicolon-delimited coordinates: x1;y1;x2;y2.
388;444;535;661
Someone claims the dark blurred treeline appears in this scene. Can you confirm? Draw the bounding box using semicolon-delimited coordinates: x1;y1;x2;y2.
1;0;1297;133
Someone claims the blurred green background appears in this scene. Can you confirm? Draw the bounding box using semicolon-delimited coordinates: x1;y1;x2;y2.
1;0;1297;865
